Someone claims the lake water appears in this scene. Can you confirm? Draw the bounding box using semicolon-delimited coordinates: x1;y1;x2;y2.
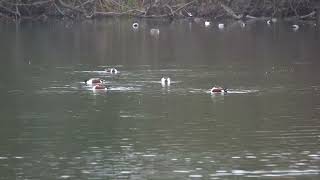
0;18;319;179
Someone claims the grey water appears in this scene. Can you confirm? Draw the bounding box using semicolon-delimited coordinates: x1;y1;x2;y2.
0;18;319;179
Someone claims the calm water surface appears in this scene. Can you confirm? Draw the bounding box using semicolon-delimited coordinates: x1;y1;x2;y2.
0;18;319;179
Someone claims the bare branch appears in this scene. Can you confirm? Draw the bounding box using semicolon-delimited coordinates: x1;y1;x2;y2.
219;2;242;19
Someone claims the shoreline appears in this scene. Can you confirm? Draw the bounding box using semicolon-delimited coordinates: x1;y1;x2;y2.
0;1;319;23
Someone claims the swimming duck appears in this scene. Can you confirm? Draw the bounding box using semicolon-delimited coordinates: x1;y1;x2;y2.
84;78;104;85
267;20;272;25
211;86;227;94
92;84;107;91
105;68;118;74
218;23;225;29
132;22;139;29
292;24;299;31
150;28;160;36
205;21;211;27
240;22;246;28
161;77;171;86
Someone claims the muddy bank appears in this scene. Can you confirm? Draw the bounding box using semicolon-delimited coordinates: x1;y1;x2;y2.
0;0;319;23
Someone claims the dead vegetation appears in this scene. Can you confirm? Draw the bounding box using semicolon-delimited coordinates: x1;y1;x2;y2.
0;0;319;21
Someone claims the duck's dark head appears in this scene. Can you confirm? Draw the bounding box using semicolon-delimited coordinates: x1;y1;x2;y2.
224;88;227;93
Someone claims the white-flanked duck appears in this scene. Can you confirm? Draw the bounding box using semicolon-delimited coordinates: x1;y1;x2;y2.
205;21;211;27
240;22;246;28
92;84;107;91
161;77;171;86
105;68;118;74
218;23;225;29
267;20;272;25
211;86;227;94
150;28;160;36
267;18;277;25
84;78;104;85
132;22;139;29
292;24;299;31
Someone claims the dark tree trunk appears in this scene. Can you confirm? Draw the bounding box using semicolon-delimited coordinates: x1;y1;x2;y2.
314;1;320;25
316;8;320;25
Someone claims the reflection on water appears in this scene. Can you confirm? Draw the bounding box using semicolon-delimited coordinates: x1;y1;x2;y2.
0;19;319;179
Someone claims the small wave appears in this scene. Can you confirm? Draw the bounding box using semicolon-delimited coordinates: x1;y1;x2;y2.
227;89;259;94
189;88;208;94
36;89;77;94
120;113;145;118
189;174;203;178
109;87;141;92
209;169;320;177
74;70;106;73
173;170;190;173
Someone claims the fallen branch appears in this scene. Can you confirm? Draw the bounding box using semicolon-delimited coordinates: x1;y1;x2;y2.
299;11;316;19
219;2;242;19
0;3;19;16
92;9;146;17
57;0;85;14
172;0;197;15
5;0;53;7
165;4;174;16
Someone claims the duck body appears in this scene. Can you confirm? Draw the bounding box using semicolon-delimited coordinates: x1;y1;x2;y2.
211;87;227;94
132;22;139;29
204;21;211;27
218;23;225;29
106;68;118;74
85;78;104;85
292;24;299;31
267;20;271;25
161;77;171;86
92;84;107;91
150;28;160;36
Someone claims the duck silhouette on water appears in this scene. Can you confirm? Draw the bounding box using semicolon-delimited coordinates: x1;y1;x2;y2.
91;84;107;91
105;68;118;74
161;77;171;86
211;86;227;94
84;78;104;85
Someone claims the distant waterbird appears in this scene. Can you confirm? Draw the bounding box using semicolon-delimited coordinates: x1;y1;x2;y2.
84;78;104;85
218;23;225;29
292;24;299;31
132;22;139;30
240;22;246;28
161;77;171;86
150;28;160;36
267;18;277;25
210;86;227;94
106;68;118;74
267;20;272;25
92;84;107;91
204;21;211;27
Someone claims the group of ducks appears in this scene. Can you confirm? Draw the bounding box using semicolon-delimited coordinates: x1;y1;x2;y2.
84;68;227;94
84;68;118;90
132;17;306;33
203;18;303;31
132;22;160;36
